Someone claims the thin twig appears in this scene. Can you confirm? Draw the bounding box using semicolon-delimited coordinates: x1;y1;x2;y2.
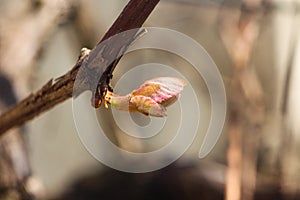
0;0;160;136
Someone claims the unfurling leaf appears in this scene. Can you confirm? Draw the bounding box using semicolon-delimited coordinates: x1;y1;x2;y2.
104;77;186;117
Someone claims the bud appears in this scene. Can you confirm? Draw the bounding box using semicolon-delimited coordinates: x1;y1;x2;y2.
104;77;186;117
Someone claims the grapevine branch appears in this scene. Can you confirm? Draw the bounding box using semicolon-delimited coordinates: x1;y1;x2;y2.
0;0;160;136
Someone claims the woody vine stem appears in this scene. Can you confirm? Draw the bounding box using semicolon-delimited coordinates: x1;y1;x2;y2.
0;0;160;136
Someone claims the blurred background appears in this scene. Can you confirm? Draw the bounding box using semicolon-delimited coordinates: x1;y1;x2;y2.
0;0;300;199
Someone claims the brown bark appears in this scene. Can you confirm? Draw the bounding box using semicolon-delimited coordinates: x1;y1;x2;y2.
0;0;160;137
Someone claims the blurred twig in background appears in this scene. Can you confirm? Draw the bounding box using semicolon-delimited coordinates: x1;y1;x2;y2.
279;7;300;198
218;0;266;199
